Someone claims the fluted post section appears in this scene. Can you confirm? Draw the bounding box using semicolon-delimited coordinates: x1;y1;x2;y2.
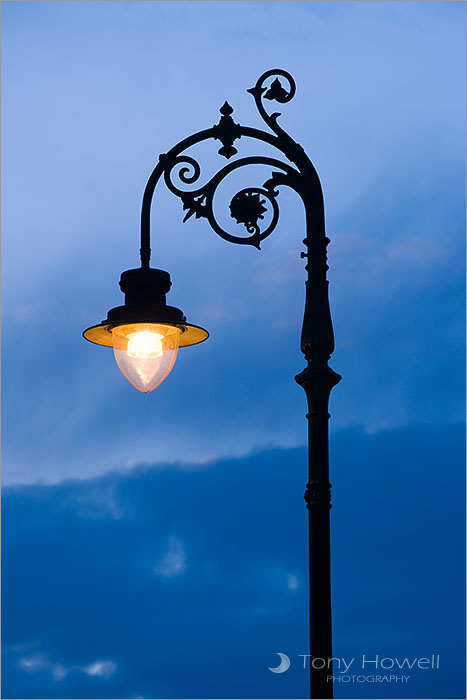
295;194;341;698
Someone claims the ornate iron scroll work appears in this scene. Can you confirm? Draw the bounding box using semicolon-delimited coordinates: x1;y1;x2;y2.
139;69;339;369
161;153;293;249
140;69;318;259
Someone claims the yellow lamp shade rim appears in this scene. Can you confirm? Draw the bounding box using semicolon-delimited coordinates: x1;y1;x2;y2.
83;321;209;348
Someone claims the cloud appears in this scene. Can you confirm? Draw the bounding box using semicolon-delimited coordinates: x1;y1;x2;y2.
16;653;116;684
51;665;68;682
82;661;116;678
154;537;186;578
287;574;299;591
18;654;47;672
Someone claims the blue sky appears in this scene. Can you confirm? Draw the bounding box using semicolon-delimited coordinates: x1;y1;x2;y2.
1;2;465;699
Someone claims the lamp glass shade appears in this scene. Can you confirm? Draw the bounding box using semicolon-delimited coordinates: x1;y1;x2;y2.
112;323;181;393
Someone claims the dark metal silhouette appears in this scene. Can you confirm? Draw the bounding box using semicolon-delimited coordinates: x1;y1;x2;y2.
92;69;341;698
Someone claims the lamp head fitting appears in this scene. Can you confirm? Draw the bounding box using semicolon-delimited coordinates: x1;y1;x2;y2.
83;266;208;353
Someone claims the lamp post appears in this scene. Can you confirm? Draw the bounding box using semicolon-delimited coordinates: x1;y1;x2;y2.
83;69;341;699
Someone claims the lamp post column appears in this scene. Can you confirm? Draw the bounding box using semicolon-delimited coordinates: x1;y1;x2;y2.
295;202;341;698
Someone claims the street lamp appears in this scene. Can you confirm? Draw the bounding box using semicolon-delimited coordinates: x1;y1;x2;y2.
83;68;341;699
83;268;208;392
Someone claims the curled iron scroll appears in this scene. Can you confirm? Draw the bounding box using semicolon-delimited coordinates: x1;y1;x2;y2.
247;69;297;142
162;153;301;249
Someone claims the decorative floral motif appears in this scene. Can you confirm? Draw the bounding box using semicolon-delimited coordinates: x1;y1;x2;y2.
229;189;268;234
264;77;291;103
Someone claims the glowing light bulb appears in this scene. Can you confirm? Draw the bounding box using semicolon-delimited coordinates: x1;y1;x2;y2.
127;331;163;359
111;324;181;393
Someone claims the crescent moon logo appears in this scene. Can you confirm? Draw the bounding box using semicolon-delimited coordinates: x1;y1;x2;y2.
268;652;290;673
